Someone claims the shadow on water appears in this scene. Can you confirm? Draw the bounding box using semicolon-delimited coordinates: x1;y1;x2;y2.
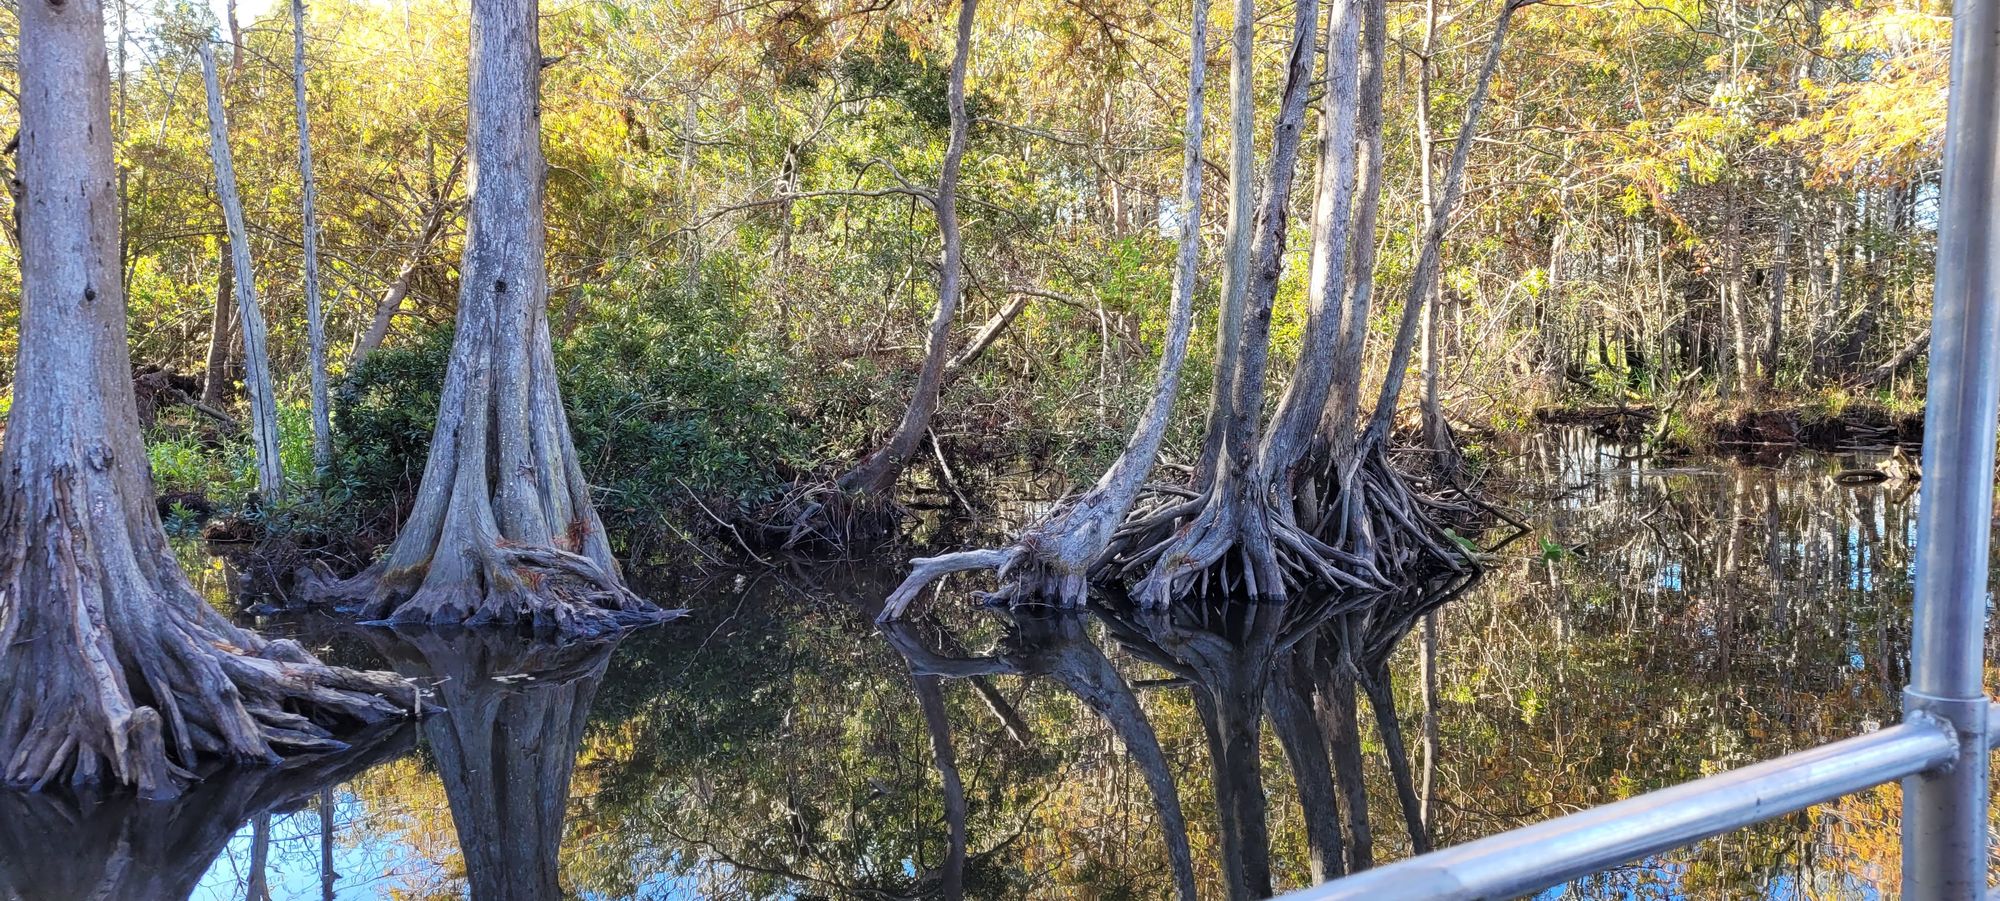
1;429;1982;900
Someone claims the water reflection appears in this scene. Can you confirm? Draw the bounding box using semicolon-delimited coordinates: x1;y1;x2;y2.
880;611;1202;901
0;725;411;900
359;630;619;900
2;430;1986;899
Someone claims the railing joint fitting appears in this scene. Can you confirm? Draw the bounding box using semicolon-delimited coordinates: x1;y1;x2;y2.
1902;688;1989;773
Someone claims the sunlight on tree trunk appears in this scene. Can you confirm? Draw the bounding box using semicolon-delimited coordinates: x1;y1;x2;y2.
292;0;333;473
316;0;670;634
199;42;284;501
0;0;419;797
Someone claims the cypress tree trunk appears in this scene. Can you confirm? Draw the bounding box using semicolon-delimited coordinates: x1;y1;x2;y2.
321;0;666;633
200;238;234;408
291;0;333;472
0;0;417;797
881;0;1210;614
199;42;284;500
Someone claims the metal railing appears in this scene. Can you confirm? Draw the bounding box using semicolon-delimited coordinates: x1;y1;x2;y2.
1288;0;2000;895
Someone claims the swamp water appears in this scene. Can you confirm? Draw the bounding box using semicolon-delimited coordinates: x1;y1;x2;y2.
3;429;1994;900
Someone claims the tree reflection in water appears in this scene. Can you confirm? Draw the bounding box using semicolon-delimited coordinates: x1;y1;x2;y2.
879;572;1473;901
359;628;623;901
13;430;1988;899
0;724;412;900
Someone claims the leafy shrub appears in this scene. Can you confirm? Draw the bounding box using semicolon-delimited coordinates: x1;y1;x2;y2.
333;303;813;555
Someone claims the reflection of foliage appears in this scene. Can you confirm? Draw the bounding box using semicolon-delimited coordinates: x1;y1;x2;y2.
235;435;1952;898
1405;429;1964;897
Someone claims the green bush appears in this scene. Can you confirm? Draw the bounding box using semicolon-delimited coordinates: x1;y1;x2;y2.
332;302;813;554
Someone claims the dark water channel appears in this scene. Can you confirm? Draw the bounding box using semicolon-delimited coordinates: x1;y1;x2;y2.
4;429;1994;900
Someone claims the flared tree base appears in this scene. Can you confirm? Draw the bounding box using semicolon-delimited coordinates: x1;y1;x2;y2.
880;445;1482;620
322;539;676;636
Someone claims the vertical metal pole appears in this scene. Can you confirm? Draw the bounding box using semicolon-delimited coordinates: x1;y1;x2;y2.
1904;0;2000;892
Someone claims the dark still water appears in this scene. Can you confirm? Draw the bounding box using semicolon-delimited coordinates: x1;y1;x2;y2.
5;430;1995;900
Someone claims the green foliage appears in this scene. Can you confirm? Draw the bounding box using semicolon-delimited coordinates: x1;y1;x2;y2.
330;276;814;552
330;325;454;521
560;316;809;521
838;29;993;130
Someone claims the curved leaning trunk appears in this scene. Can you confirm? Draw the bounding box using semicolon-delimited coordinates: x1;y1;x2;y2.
1359;0;1522;453
879;0;1209;615
0;0;418;797
828;0;977;501
329;0;666;634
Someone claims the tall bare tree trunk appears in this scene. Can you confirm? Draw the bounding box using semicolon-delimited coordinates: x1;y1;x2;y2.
200;238;235;407
1195;0;1260;481
1360;0;1524;451
883;0;1211;614
200;42;284;500
828;0;977;500
1257;0;1361;477
0;2;416;796
292;0;332;472
1764;204;1791;387
1323;0;1388;450
321;0;666;633
1413;0;1455;470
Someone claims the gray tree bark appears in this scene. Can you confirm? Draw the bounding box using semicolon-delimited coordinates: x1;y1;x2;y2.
882;0;1209;614
827;0;978;501
1360;0;1524;451
0;0;417;797
1322;0;1388;451
200;238;235;408
200;42;285;500
1195;0;1261;482
292;0;333;472
321;0;666;633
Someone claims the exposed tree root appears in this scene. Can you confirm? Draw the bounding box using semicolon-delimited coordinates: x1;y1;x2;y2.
314;538;676;636
0;472;423;799
882;445;1479;621
758;478;905;552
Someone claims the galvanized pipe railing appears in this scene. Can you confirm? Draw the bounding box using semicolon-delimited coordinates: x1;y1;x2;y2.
1899;0;2000;891
1282;717;1963;901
